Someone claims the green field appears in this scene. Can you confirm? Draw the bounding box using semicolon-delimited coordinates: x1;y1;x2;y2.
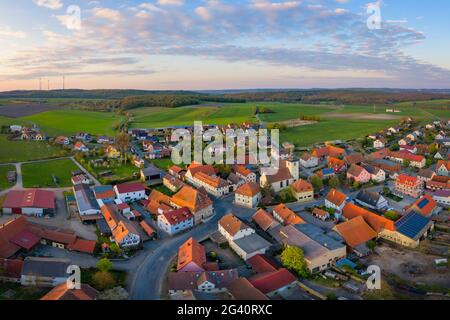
280;119;399;147
22;158;79;188
0;135;69;163
0;164;15;191
22;109;125;136
87;162;140;184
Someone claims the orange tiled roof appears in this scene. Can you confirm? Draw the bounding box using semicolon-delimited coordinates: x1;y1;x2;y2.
101;204;120;231
236;182;260;197
194;171;229;188
177;237;206;271
112;220;139;243
252;209;278;231
436;160;450;171
234;165;253;177
334;215;377;248
41;283;98;300
326;188;347;206
342;202;395;233
219;214;250;236
390;150;425;163
273;203;305;225
187;162;216;177
291;179;313;193
405;194;437;217
347;164;367;177
171;185;213;213
327;157;345;169
312;208;328;217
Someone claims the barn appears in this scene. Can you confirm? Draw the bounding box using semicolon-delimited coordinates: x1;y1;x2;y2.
2;189;55;217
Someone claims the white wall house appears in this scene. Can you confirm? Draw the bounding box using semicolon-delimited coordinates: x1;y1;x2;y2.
114;183;147;202
157;208;194;236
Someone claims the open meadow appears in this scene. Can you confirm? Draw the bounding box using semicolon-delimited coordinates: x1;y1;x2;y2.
21;158;79;188
0;135;69;163
22;109;124;136
0;164;15;190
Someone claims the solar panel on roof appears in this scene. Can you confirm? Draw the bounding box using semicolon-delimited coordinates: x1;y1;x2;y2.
417;198;429;209
395;211;430;239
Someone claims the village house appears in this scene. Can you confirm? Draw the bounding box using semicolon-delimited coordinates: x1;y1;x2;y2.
373;137;387;149
271;223;346;273
404;194;438;217
327;157;347;173
426;175;450;191
235;182;261;208
2;189;55;217
346;164;371;184
325;188;347;213
101;204;141;248
433;190;450;207
158;207;194;236
388;151;426;169
168;269;238;294
272;203;305;226
73;141;89;152
395;174;424;198
191;171;231;197
312;208;330;221
300;153;319;168
259;158;299;192
400;145;418;154
168;165;186;179
290;179;314;203
93;185;116;206
312;145;346;160
436;160;450;176
354;189;389;211
171;185;214;224
71;173;90;186
344;153;365;166
114;182;147;202
163;174;185;193
371;159;402;178
75;133;92;141
226;278;268;300
177;237;207;272
54;136;70;145
97;136;113;144
252;209;280;232
417;168;436;184
218;214;271;260
361;163;386;182
233;165;257;182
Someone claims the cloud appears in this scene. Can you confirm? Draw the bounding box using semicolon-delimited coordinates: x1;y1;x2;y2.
91;7;122;22
33;0;63;10
0;26;26;39
157;0;184;5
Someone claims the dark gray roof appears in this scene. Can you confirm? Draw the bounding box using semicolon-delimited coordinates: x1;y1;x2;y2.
355;189;381;207
294;224;345;251
97;219;111;234
233;233;271;254
141;165;163;177
22;257;70;278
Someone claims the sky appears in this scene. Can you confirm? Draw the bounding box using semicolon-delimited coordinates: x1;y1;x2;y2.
0;0;449;91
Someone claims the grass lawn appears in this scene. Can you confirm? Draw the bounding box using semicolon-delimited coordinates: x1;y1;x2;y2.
22;158;79;188
281;119;399;147
258;103;336;123
22;109;124;136
0;164;15;190
152;184;175;196
0;115;30;127
0;282;50;300
88;161;140;184
149;158;175;170
0;135;69;163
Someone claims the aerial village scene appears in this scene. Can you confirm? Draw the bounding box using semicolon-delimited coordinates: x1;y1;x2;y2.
0;0;449;304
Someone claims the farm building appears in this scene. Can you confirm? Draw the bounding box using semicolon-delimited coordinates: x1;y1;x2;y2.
2;189;55;217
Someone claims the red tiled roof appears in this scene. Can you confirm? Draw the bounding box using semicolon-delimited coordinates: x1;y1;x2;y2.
3;189;55;209
140;221;155;236
390;150;425;163
115;182;146;194
247;254;278;273
0;258;23;278
9;230;40;251
249;268;297;294
252;209;278;231
67;239;96;254
0;217;30;258
396;174;419;186
291;179;313;193
227;278;268;300
177;237;206;272
162;207;194;226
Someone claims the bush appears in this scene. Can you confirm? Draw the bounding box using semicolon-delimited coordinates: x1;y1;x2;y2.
280;246;309;278
97;258;113;273
92;271;116;291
